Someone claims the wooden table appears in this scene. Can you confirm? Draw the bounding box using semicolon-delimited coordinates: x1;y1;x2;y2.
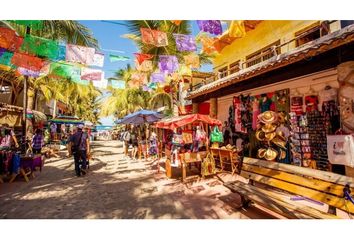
210;147;240;174
181;152;207;182
9;154;42;183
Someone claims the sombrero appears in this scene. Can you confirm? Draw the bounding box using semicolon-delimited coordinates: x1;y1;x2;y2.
257;148;267;158
262;123;277;133
272;137;286;149
264;147;278;161
276;131;287;141
258;111;277;124
265;131;276;141
278;112;287;124
256;130;266;141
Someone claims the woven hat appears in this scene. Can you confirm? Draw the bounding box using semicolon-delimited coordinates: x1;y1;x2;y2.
226;144;233;150
257;148;267;158
262;123;277;133
272;136;286;149
256;130;266;141
278;112;287;124
276;130;287;141
265;131;276;141
264;147;278;161
258;111;277;124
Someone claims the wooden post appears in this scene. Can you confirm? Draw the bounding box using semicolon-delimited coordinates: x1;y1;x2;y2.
210;98;217;119
192;102;199;114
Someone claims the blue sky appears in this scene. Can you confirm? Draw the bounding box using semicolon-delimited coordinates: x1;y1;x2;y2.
78;20;215;125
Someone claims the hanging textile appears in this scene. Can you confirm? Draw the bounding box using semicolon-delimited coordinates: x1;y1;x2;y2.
173;34;197;52
17;67;40;78
91;52;105;67
49;62;80;79
93;78;108;89
152;30;168;47
184;53;200;68
0;27;23;51
135;59;153;72
179;65;192;76
66;44;95;65
141;28;155;45
197;20;222;35
229;20;246;38
111;80;125;89
151;72;166;83
0;51;13;67
0;48;5;57
11;52;44;71
20;35;59;59
109;54;130;62
159;55;179;74
81;67;103;81
171;20;182;26
199;35;217;54
134;53;153;65
140;28;168;47
8;20;43;30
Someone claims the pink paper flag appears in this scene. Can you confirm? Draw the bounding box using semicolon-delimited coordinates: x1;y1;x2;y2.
81;67;103;81
66;44;95;65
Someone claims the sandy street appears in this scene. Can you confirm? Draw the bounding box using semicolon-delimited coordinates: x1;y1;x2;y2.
0;140;274;219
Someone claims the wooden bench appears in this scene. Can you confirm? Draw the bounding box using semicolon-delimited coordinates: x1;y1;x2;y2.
210;147;240;175
224;157;354;219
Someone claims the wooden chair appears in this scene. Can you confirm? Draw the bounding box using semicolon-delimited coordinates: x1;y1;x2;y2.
224;157;354;219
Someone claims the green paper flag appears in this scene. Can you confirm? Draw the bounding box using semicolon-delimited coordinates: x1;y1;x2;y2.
20;35;59;59
0;51;14;67
50;62;80;79
109;54;130;62
8;20;43;30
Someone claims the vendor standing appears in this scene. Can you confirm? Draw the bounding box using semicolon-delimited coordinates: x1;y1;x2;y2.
0;124;19;149
31;129;44;154
222;121;232;145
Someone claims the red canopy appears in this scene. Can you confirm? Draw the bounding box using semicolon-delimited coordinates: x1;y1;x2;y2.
155;113;222;130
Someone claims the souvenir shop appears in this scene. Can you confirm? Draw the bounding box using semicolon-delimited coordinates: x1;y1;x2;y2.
155;113;222;181
216;67;354;176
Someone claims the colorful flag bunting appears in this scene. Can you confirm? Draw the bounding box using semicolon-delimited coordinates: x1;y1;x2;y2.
49;62;80;79
184;53;200;68
66;44;95;65
109;54;130;62
71;77;89;86
93;78;108;89
92;52;105;67
199;35;217;54
11;52;44;71
0;51;13;67
134;53;153;65
131;72;148;85
54;43;66;61
81;67;103;81
111;80;125;89
197;20;222;35
150;72;166;83
9;20;43;30
141;28;168;47
17;67;40;77
0;27;23;51
229;20;246;38
20;35;59;59
173;34;197;52
135;59;153;72
159;55;178;74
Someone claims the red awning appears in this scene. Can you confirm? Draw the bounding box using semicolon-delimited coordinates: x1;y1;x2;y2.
155;113;222;130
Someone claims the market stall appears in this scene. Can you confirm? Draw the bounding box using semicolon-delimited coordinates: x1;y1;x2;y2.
155;113;222;182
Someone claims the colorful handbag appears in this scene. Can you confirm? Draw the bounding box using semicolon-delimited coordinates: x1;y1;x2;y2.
172;134;183;145
210;126;223;143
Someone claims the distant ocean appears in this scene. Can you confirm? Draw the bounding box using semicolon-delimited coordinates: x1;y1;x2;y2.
95;125;113;131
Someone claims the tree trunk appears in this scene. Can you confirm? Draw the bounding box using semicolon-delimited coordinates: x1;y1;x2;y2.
53;99;57;118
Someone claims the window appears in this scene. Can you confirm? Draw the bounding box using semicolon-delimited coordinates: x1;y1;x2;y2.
229;61;240;74
246;40;281;67
218;67;228;79
295;22;321;47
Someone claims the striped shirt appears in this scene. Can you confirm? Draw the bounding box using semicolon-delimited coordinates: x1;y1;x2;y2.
32;134;44;149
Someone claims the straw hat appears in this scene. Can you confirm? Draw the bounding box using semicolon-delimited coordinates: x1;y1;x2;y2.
264;148;278;161
258;111;277;124
262;123;277;133
278;112;287;124
256;130;266;141
257;148;267;158
279;149;286;160
226;144;233;150
276;131;287;141
265;131;276;141
272;137;286;149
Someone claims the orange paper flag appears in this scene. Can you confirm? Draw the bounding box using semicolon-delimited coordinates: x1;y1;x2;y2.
229;20;246;38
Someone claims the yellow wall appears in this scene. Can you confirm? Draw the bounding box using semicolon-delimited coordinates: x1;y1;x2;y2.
213;20;341;72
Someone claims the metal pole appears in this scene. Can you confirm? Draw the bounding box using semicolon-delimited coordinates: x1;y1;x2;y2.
22;26;31;152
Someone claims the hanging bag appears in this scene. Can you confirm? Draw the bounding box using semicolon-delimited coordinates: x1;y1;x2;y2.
210;126;224;143
195;122;207;142
326;134;354;167
201;153;216;177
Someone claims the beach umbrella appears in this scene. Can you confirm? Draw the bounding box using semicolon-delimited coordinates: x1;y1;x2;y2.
120;109;163;125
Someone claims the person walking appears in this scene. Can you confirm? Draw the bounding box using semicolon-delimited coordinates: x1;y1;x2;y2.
130;127;138;159
31;129;44;154
122;127;131;157
69;124;90;177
